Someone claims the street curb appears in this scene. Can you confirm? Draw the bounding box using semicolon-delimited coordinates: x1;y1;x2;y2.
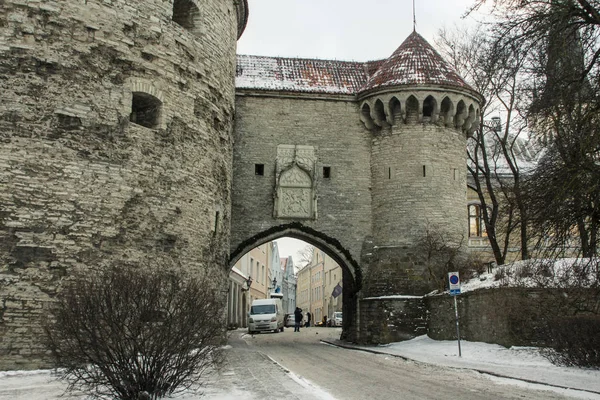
320;339;600;397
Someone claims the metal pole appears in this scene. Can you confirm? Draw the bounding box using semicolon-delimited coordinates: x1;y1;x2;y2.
453;295;462;357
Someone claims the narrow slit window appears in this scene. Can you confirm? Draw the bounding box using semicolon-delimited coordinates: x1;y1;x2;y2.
214;211;220;233
423;165;427;177
323;166;331;179
255;164;264;176
388;167;392;179
454;168;458;181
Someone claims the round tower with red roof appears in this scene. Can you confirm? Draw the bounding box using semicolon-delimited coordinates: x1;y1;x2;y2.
359;31;483;297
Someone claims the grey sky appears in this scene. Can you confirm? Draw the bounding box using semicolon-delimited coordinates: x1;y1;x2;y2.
237;0;483;62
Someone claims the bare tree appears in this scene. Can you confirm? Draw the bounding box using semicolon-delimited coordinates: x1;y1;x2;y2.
44;266;226;400
437;26;534;264
471;0;600;257
417;226;467;292
296;244;315;269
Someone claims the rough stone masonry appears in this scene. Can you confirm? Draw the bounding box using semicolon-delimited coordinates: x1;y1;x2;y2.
0;0;248;370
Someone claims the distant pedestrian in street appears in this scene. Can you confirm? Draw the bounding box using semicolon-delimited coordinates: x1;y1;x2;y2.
294;307;303;332
306;312;312;327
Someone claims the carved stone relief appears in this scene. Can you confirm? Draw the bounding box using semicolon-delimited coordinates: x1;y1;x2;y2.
274;145;317;219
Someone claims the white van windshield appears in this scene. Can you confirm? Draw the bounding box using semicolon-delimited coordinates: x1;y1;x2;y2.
251;304;276;314
334;312;342;318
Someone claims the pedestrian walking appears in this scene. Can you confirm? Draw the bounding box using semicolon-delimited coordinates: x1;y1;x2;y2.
294;307;303;332
306;311;312;327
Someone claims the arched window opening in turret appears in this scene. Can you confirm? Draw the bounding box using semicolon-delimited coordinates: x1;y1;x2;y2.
172;0;200;34
422;95;437;121
440;97;453;126
455;100;466;129
405;95;419;123
463;104;476;131
130;92;162;129
360;103;376;130
389;97;401;123
374;99;387;126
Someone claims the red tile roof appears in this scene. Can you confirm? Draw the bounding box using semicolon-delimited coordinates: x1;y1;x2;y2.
236;55;367;94
236;32;475;95
361;31;473;93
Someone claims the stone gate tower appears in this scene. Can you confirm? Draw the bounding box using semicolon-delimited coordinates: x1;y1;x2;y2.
359;31;482;297
0;0;247;369
233;31;482;343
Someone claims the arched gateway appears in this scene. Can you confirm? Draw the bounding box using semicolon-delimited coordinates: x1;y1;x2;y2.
229;223;361;340
232;32;483;344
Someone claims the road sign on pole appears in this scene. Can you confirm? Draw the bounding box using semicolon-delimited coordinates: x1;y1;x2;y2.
448;272;461;296
448;272;462;357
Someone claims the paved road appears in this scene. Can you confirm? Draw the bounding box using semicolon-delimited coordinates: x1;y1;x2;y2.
0;329;589;399
239;327;585;400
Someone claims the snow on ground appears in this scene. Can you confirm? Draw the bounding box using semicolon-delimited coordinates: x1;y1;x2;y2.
357;335;600;399
460;258;599;293
2;336;600;399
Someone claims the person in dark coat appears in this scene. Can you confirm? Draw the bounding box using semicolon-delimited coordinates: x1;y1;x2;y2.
294;307;303;332
306;311;312;327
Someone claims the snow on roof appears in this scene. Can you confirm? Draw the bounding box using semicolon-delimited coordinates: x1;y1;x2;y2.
236;55;369;94
361;31;473;93
236;32;475;95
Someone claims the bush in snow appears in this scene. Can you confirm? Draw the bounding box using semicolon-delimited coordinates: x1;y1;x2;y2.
544;315;600;369
43;266;226;399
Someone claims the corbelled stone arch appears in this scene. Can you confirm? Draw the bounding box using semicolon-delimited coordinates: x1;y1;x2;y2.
373;99;389;128
422;94;438;122
405;95;419;123
229;222;362;341
388;96;402;125
463;104;476;135
454;99;467;129
439;96;454;127
360;102;377;131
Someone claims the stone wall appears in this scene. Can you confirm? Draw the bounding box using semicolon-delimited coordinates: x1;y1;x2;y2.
427;288;600;347
232;94;373;267
0;0;243;370
358;297;427;344
365;123;467;297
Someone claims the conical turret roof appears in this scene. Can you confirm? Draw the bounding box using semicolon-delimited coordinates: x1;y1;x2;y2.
361;31;473;93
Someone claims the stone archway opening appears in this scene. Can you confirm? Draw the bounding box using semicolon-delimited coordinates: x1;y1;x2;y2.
228;223;361;342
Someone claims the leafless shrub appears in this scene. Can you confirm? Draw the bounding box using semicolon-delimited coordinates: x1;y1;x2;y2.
44;266;226;400
543;315;600;369
417;227;469;292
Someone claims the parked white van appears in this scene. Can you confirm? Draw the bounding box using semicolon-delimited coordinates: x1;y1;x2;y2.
331;311;343;327
248;298;284;334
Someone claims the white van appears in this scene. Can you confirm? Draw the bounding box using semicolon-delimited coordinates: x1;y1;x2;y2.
248;298;284;334
331;311;343;327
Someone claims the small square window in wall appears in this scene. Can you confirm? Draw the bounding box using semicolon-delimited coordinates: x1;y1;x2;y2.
130;92;161;129
255;164;264;176
323;166;331;179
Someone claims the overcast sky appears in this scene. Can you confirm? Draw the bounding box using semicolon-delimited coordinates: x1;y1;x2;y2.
239;0;487;261
237;0;485;61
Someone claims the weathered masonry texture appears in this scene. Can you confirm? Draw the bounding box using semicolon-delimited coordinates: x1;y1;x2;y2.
232;32;483;343
0;0;247;370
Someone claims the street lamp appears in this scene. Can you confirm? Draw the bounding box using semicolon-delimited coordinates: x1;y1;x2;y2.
241;276;253;292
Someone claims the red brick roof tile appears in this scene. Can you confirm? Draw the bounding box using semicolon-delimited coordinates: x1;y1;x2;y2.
361;31;473;92
236;32;475;95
